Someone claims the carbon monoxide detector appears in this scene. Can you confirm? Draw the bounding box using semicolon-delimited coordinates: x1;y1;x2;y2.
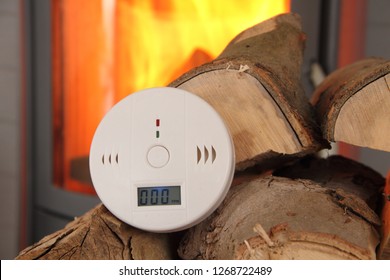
89;87;235;232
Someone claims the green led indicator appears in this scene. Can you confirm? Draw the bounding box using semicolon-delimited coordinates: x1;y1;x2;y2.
156;131;160;138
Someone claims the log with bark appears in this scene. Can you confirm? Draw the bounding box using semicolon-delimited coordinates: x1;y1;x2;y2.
311;58;390;152
170;12;327;171
178;156;383;260
16;204;179;260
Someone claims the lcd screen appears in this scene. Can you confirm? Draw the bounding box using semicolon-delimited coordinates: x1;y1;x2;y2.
137;185;181;206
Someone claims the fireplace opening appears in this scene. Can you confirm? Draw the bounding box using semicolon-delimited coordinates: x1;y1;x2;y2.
51;0;290;195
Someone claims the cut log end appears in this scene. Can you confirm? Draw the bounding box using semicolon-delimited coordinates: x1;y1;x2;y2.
311;58;390;153
178;70;302;166
334;73;390;152
235;223;374;260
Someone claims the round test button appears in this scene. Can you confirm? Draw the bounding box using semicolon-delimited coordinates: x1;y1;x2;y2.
147;145;170;168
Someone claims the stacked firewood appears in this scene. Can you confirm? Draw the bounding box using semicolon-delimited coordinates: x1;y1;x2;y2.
16;13;390;260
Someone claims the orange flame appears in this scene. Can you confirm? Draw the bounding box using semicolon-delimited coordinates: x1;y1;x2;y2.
113;0;291;101
52;0;290;194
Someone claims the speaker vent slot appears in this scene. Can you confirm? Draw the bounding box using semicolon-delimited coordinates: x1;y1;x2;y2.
211;146;216;163
196;145;216;165
204;146;209;163
197;146;201;163
101;152;119;165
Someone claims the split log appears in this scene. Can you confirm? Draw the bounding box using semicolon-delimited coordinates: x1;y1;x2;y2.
16;204;177;260
311;58;390;152
169;13;327;171
178;173;381;260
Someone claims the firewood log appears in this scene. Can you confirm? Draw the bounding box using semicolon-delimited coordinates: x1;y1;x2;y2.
178;167;381;259
311;58;390;259
170;13;327;171
311;58;390;152
16;204;177;260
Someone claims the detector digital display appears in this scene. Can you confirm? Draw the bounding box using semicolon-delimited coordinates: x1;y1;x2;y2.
137;186;181;206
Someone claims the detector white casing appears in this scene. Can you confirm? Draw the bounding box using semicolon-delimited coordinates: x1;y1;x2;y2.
89;87;235;232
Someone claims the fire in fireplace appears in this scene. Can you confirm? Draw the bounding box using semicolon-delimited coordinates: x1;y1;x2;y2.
51;0;290;195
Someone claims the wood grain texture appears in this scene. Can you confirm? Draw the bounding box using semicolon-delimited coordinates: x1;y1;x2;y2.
335;74;390;151
311;58;390;152
15;204;176;260
178;175;380;260
170;13;326;171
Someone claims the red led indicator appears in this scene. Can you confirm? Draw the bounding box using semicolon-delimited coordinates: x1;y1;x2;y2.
156;119;160;127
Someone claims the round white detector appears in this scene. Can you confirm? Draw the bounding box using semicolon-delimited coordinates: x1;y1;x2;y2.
89;87;235;233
